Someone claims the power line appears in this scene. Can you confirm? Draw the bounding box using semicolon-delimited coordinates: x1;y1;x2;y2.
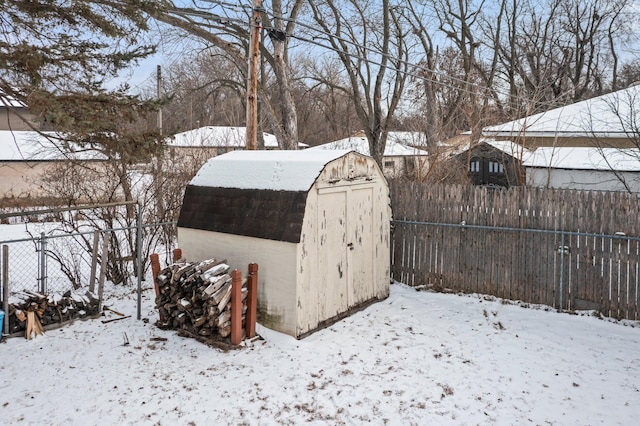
165;0;598;114
254;2;574;113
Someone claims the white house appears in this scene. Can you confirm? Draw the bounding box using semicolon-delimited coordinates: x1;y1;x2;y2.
524;147;640;192
177;149;391;338
0;130;107;199
308;133;429;178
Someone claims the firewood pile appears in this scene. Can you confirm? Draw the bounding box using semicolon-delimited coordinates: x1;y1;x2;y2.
6;289;101;339
154;258;247;342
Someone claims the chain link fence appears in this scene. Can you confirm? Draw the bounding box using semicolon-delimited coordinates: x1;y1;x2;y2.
0;203;178;330
1;224;178;297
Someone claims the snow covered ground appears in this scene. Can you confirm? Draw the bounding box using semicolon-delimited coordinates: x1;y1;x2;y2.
1;282;639;425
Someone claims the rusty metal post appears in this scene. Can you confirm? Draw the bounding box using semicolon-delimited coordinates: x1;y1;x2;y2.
230;269;242;345
246;263;258;338
150;253;161;297
172;248;183;263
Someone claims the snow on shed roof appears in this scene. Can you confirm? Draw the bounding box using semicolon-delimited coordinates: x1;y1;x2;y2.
483;85;640;138
189;149;356;192
523;147;640;172
0;130;106;161
308;135;429;156
167;126;279;148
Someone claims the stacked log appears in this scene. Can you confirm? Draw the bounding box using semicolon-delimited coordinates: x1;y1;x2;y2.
154;258;247;341
6;289;101;338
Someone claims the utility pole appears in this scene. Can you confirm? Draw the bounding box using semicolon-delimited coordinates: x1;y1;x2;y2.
155;65;165;221
157;65;163;135
246;0;263;150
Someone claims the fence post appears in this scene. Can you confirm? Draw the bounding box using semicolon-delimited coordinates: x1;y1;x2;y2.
38;232;47;293
150;253;161;297
89;230;100;293
97;234;108;312
3;245;8;335
173;248;183;262
558;232;565;312
230;269;242;345
136;200;143;321
246;263;258;338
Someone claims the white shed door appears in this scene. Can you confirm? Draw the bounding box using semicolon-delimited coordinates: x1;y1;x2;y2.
317;184;375;319
349;186;374;305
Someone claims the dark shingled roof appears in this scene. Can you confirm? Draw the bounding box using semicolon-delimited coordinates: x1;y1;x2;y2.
177;185;308;243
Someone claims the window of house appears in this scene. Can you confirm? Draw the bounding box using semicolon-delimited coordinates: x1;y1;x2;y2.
384;160;395;168
469;160;480;173
489;161;504;174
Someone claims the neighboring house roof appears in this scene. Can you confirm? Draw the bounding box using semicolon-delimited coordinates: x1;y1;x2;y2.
459;139;534;159
167;126;280;148
0;130;106;161
523;147;640;172
387;131;427;147
387;131;451;149
189;149;356;192
308;135;429;156
483;85;640;138
0;91;26;108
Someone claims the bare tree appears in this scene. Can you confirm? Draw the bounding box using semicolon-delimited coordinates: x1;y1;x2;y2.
148;0;305;149
158;53;247;134
293;57;359;146
493;0;631;113
306;0;412;166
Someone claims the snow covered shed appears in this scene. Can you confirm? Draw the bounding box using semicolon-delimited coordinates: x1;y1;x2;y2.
177;149;391;338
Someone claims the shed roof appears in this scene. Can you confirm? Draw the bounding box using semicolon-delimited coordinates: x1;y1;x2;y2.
0;130;106;161
483;85;640;138
308;135;429;156
189;149;355;192
178;185;307;243
179;149;377;243
167;126;279;148
523;147;640;172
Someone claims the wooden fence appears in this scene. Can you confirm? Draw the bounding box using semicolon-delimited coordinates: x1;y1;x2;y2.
390;182;640;320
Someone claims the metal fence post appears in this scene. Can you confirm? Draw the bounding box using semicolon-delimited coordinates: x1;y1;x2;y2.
98;233;108;312
136;200;142;321
3;245;8;335
559;232;565;312
89;230;100;293
38;232;48;293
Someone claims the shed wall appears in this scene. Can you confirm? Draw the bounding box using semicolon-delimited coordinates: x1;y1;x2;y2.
296;154;391;336
177;227;298;336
